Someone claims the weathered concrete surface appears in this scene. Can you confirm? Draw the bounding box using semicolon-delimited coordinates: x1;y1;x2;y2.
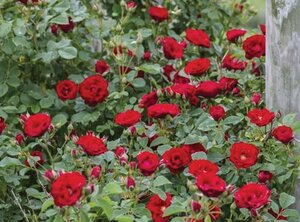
266;0;300;210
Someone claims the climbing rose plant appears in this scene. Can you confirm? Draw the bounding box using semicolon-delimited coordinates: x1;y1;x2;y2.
0;0;299;222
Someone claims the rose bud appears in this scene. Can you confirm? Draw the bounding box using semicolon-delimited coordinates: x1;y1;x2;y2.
143;51;151;61
126;1;137;11
115;146;127;158
16;133;25;145
129;161;137;170
258;170;273;183
191;201;201;212
71;149;79;157
20;114;28;123
119;157;128;165
129;126;137;135
90;166;102;179
251;93;261;105
44;169;56;182
232;87;240;95
209;105;226;121
0;117;6;135
50;24;58;36
86;184;95;194
126;176;136;189
234;3;244;13
179;40;188;49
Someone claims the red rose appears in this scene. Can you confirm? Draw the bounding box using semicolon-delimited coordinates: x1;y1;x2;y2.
137;151;160;176
247;108;275;127
95;60;109;74
138;91;158;108
143;51;152;60
188;159;219;177
148;6;169;22
16;133;24;145
147;103;180;119
162;147;191;174
77;134;108;156
163;65;189;83
146;193;172;222
50;24;58;36
90;166;101;179
196;81;220;98
258;170;273;183
126;176;136;189
234;183;271;210
51;172;86;207
165;83;199;106
24;113;51;138
242;34;265;59
56;80;78;101
272;125;294;144
196;173;226;197
185;28;211;48
126;1;137;9
184;58;211;76
209;105;226;121
79;75;109;106
162;37;184;60
24;151;44;167
226;29;247;43
222;54;247;71
114;146;127;158
58;17;75;33
181;143;207;156
229;142;259;169
115;110;141;127
218;77;238;92
251;93;261;105
260;24;266;35
0;117;6;135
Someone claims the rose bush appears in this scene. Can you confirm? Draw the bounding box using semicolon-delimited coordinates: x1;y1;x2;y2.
0;0;300;222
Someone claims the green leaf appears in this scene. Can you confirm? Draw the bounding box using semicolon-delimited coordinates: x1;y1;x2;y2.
204;215;212;222
58;47;78;59
139;28;152;38
150;137;170;147
138;64;161;74
40;97;54;108
53;214;65;222
150;187;166;200
192;152;207;160
80;209;91;222
153;176;172;187
97;197;113;220
41;199;54;212
163;205;186;217
207;152;225;163
279;193;295;209
131;78;145;88
102;182;123;195
0;22;12;38
283;113;297;126
0;83;8;97
170;218;185;222
0;157;23;167
52;114;68;127
53;0;70;13
50;14;69;25
223;116;244;125
115;215;134;222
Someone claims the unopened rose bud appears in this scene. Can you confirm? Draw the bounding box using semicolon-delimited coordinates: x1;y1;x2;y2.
20;114;28;123
90;166;102;179
120;157;128;165
115;146;127;158
258;170;273;183
179;40;188;49
129;161;137;169
126;1;137;11
251;93;261;105
143;51;151;61
86;184;95;194
44;169;56;182
191;201;201;212
232;87;240;95
16;133;24;145
126;176;136;189
129;126;137;135
50;24;58;36
71;149;78;157
244;96;250;104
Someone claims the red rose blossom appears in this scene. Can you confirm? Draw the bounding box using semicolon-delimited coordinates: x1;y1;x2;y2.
95;60;109;74
222;54;247;71
148;6;169;22
185;28;211;48
79;75;109;106
272;125;294;144
162;147;191;174
90;166;101;179
0;117;6;135
23;113;51;138
247;108;275;127
137;151;160;176
165;83;199;106
196;173;226;197
218;77;238;92
181;143;207;156
229;142;259;169
163;64;190;83
226;29;247;43
258;170;273;183
184;58;211;76
234;183;271;210
24;151;44;167
196;81;220;98
51;172;86;207
115;110;141;127
138;91;158;108
147;103;180;119
143;51;151;60
162;37;184;60
56;80;78;101
209;105;226;121
189;159;219;177
146;193;172;222
251;93;261;105
58;17;75;33
242;34;265;59
77;134;108;156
